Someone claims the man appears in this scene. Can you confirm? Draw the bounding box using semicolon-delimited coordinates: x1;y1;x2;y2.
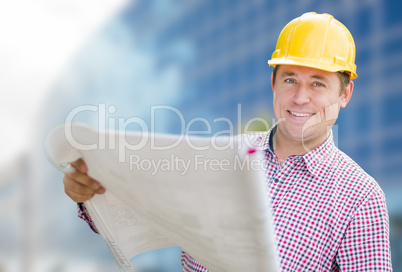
63;12;392;271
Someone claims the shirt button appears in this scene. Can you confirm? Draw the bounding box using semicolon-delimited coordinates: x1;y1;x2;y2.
274;178;279;183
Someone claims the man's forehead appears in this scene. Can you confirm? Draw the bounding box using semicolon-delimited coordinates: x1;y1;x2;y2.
277;65;334;79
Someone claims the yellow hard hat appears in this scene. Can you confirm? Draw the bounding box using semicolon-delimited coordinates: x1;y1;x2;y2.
268;12;357;79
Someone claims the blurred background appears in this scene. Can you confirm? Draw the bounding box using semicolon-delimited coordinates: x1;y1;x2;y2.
0;0;401;271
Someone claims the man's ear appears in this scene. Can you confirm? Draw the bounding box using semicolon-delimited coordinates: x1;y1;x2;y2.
340;81;354;108
271;72;275;94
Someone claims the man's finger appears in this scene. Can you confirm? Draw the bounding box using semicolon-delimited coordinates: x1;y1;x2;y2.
70;158;88;173
63;176;96;195
96;186;106;194
65;187;95;203
63;176;106;203
67;170;101;190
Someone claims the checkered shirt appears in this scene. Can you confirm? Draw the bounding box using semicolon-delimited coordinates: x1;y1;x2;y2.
77;202;99;233
79;126;392;271
181;126;392;271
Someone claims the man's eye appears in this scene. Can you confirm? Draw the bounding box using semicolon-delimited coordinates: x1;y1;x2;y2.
285;79;295;84
313;82;324;87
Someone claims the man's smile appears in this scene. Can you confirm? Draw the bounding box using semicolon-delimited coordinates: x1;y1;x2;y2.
287;110;316;118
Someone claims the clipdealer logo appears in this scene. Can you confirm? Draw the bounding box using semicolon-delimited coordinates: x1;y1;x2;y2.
63;103;272;162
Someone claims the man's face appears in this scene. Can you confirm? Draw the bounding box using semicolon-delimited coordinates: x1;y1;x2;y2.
271;65;353;149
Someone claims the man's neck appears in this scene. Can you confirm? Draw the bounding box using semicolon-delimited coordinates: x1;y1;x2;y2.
272;128;329;164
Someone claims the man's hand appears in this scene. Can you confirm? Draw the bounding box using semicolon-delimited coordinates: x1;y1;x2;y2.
62;158;106;203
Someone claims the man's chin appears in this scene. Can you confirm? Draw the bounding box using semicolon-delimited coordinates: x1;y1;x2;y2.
278;123;320;140
284;127;316;144
282;129;305;143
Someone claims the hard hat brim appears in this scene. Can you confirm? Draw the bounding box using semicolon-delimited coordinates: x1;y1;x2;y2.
268;57;357;79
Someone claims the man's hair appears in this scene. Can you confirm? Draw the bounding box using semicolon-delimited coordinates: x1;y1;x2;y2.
272;65;351;94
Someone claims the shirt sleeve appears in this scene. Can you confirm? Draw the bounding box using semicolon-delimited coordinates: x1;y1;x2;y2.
335;188;393;271
77;202;99;234
181;251;210;272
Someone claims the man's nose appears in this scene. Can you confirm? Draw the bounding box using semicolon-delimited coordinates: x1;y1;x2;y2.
293;84;311;105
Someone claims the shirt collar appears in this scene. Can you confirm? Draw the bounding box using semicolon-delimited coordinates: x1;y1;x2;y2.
260;124;337;176
302;131;337;176
260;125;275;154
